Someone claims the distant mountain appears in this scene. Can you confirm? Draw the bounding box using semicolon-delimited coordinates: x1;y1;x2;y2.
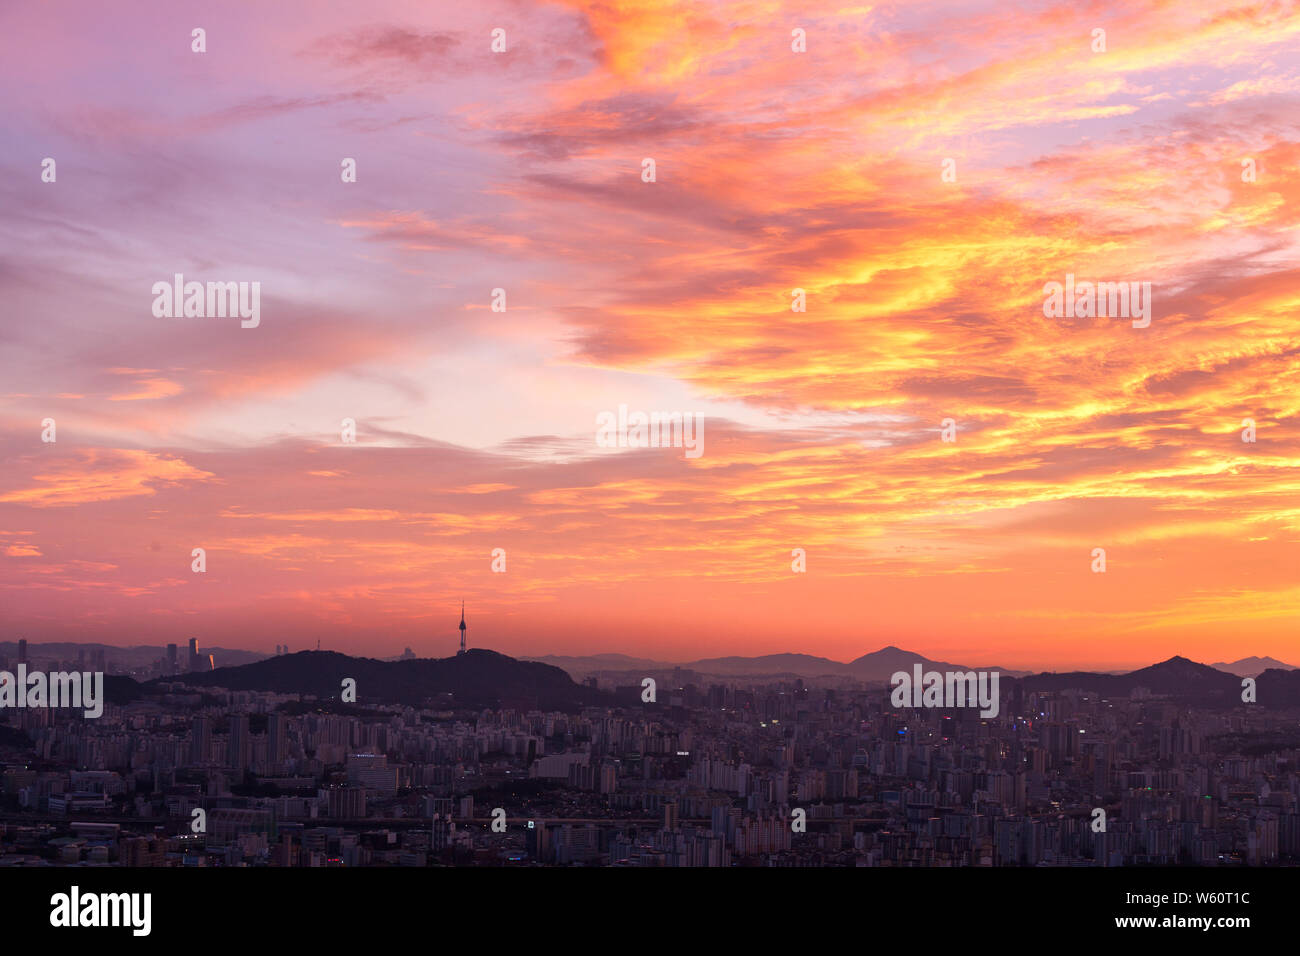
1021;656;1253;703
684;653;849;677
525;646;1025;680
1123;656;1239;696
15;645;1299;711
1211;656;1298;677
152;649;601;711
846;645;1024;681
523;653;668;673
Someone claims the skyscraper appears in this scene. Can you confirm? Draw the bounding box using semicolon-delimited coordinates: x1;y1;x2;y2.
166;643;178;675
190;716;211;765
229;714;250;771
268;713;286;768
188;638;200;673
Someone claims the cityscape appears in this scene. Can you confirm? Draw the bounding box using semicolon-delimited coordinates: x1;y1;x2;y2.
1;613;1297;868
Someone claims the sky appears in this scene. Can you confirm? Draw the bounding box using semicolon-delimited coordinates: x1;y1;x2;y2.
0;0;1297;670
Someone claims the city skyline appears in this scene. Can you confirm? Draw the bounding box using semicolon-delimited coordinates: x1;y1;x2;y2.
2;628;1299;678
2;0;1299;670
0;632;1295;872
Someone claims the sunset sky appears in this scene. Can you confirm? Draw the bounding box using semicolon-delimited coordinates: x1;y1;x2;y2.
1;0;1297;670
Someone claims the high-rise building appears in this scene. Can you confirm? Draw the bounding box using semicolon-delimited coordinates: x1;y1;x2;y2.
323;785;366;818
166;644;178;675
17;639;26;664
599;762;618;795
190;716;211;765
347;753;397;792
431;815;454;853
188;638;200;673
228;714;250;771
267;713;286;767
664;800;679;831
525;820;550;862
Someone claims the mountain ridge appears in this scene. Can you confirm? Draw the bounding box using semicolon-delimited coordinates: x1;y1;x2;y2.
526;645;1026;679
46;648;1300;710
1210;655;1298;677
150;648;601;711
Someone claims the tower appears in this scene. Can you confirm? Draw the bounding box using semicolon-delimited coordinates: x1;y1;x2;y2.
458;602;467;655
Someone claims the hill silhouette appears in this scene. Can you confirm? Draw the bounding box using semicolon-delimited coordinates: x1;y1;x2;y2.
1018;655;1298;705
1211;655;1298;676
847;645;1021;681
152;649;601;711
566;645;1024;679
684;653;848;676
